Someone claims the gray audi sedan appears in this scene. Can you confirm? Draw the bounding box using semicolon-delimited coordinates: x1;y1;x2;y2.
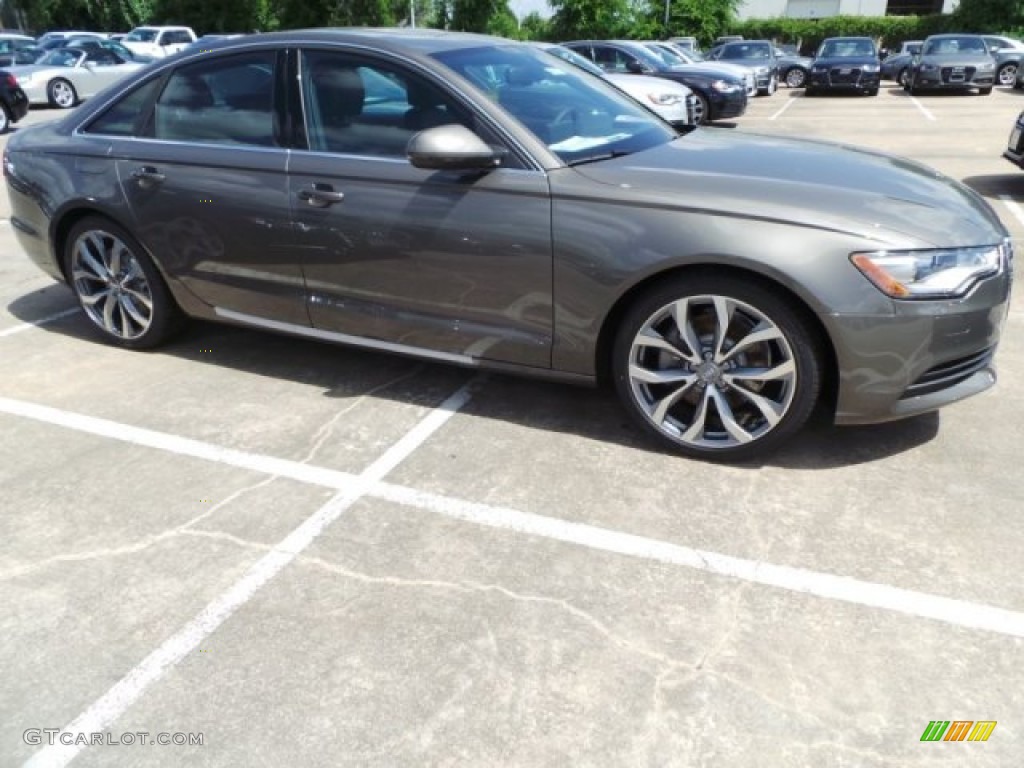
905;33;997;94
4;29;1013;461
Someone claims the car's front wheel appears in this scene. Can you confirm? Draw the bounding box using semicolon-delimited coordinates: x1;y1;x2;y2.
612;274;823;462
48;78;77;109
897;68;910;88
978;86;993;95
692;92;709;125
64;217;183;349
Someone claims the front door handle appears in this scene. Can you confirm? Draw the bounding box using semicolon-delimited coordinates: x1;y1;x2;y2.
130;166;165;187
298;183;345;208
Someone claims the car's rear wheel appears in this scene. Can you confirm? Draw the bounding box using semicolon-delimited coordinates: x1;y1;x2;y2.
48;78;77;109
784;68;806;88
692;92;709;125
64;217;183;349
0;104;9;135
612;274;823;462
997;63;1017;87
897;68;910;87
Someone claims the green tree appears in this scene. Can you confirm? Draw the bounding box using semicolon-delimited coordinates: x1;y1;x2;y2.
953;0;1024;32
549;0;634;40
518;11;552;40
659;0;741;46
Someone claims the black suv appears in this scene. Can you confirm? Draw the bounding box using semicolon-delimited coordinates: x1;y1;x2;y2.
807;37;881;96
0;68;29;133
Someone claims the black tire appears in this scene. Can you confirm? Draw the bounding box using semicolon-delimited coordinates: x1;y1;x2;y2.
979;87;993;95
692;92;709;125
897;68;909;88
865;88;879;96
64;216;184;349
48;78;77;109
804;87;816;97
0;103;9;135
611;273;823;462
784;67;806;88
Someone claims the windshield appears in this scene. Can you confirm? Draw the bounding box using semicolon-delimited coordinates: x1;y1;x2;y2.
720;43;771;60
537;44;605;77
646;45;685;66
818;39;876;58
432;44;676;165
38;49;80;67
125;28;158;43
923;36;987;55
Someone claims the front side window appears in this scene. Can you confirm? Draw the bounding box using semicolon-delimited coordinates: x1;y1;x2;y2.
152;52;278;146
125;28;158;43
298;50;470;157
37;50;81;68
433;44;675;165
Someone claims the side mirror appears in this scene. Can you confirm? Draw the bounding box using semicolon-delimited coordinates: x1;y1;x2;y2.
407;124;505;172
625;59;645;74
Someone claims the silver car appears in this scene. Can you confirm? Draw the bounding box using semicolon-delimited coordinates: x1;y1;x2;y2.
4;30;1013;461
8;47;144;108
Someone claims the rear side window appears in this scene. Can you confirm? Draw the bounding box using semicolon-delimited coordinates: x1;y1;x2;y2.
151;51;278;146
82;78;162;136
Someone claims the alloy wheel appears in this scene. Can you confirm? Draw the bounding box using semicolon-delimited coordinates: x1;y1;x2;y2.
70;229;154;340
785;68;806;88
625;294;799;452
998;63;1017;87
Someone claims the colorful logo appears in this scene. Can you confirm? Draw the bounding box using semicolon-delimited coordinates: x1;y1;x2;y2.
920;721;997;742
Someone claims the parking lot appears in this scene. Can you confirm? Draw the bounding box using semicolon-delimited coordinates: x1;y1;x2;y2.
2;82;1024;767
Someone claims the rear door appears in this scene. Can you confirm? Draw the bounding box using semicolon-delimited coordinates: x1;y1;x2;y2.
102;50;306;325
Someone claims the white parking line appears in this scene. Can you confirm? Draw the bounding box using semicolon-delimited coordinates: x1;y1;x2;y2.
18;383;476;768
769;96;799;121
1000;194;1024;229
0;308;80;338
3;394;1024;652
907;94;936;121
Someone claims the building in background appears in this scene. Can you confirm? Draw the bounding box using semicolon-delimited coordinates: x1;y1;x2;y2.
738;0;958;20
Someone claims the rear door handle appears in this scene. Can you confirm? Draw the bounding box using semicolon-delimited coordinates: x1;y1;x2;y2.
298;183;345;208
130;166;165;186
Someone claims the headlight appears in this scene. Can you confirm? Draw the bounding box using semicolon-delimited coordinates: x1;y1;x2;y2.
711;80;740;93
850;244;1006;299
755;66;769;75
920;64;938;72
646;92;683;106
862;64;880;72
811;66;827;73
978;62;994;70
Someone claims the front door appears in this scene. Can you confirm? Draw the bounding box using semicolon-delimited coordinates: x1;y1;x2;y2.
288;48;554;368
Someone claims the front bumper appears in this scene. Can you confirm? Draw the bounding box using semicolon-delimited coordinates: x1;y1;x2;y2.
17;81;50;106
912;67;995;90
830;257;1012;425
808;69;881;91
706;88;747;121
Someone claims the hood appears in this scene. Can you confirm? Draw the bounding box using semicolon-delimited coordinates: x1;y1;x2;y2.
567;130;1005;248
665;64;745;82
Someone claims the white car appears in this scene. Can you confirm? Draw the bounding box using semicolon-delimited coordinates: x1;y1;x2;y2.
534;43;697;127
9;47;144;108
120;26;196;58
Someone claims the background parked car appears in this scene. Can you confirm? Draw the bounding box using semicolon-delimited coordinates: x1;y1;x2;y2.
880;40;922;86
774;46;812;88
121;26;196;58
1003;110;1024;168
807;37;881;96
8;47;144;107
906;34;996;95
35;31;106;47
534;43;698;129
647;41;756;96
0;66;29;132
563;39;748;124
706;39;779;95
0;33;37;67
983;35;1024;87
66;37;155;64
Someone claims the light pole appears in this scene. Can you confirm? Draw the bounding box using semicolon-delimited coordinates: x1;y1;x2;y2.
664;0;671;33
